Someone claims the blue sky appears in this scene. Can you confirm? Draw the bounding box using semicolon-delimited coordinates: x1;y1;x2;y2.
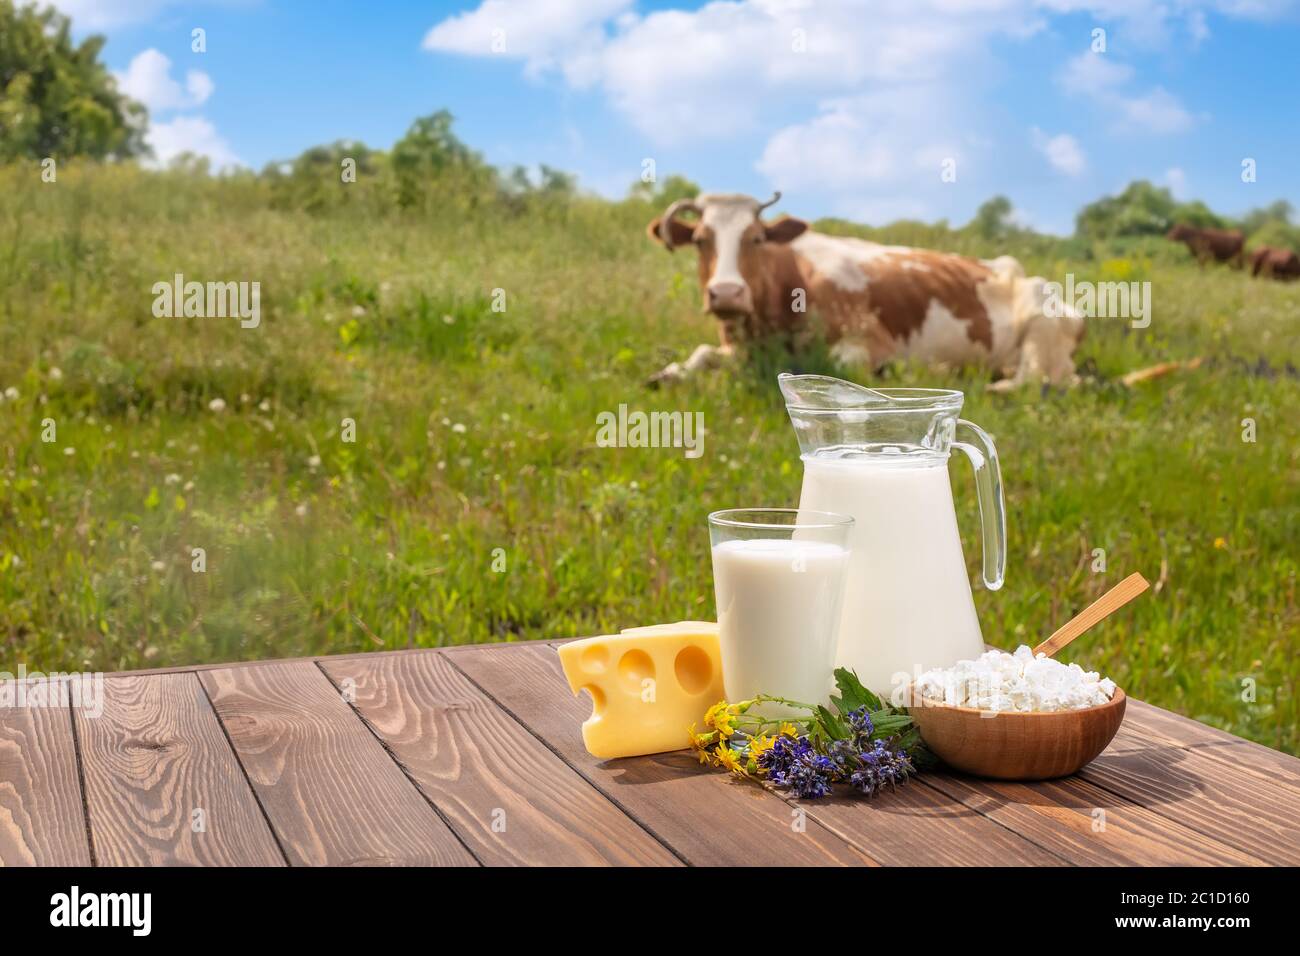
54;0;1300;234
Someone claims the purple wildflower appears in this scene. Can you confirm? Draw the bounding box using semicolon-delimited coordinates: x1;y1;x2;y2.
848;738;914;796
847;706;874;738
783;750;836;799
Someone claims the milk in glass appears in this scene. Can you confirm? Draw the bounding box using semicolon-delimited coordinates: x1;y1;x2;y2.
711;538;849;716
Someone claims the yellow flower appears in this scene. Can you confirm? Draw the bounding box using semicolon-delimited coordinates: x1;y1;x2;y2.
778;722;799;738
686;723;716;763
1213;537;1227;550
704;701;736;738
748;734;775;763
713;745;745;775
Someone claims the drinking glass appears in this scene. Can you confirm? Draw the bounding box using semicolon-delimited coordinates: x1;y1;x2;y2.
707;508;854;718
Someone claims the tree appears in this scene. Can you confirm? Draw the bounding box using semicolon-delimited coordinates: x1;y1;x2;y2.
0;1;147;161
1170;198;1227;230
389;110;493;209
629;173;700;207
1075;180;1179;239
263;139;384;212
968;196;1014;239
1240;199;1294;237
1246;219;1300;254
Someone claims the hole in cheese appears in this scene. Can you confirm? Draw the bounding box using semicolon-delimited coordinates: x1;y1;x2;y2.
617;649;656;693
674;644;714;695
581;684;606;718
580;643;609;674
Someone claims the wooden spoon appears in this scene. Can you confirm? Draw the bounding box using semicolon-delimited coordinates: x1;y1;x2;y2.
1032;572;1150;659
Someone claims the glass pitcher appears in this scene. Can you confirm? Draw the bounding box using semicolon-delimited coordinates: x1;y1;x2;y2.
779;373;1006;698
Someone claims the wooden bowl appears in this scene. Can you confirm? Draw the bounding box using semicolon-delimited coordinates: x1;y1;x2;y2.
907;688;1126;780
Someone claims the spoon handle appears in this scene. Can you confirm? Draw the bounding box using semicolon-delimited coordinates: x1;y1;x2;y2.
1033;572;1150;659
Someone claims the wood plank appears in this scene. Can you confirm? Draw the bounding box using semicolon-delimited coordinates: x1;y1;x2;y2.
1122;698;1252;748
200;661;476;866
450;644;870;866
921;770;1263;866
72;673;284;866
789;780;1065;866
1120;703;1300;793
1079;744;1300;865
102;637;544;680
320;652;679;866
1191;740;1300;792
0;679;91;866
451;644;1055;866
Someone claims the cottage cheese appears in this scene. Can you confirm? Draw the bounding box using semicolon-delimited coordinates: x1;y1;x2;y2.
915;645;1117;712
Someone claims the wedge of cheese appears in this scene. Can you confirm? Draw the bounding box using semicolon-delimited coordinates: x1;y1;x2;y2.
557;622;723;760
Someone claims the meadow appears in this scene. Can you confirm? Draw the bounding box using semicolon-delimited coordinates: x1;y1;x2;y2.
1;163;1297;753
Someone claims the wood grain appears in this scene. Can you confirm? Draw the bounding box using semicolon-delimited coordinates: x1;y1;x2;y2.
200;661;476;866
320;652;679;866
922;769;1262;866
0;679;91;866
73;673;284;866
1080;744;1300;864
790;780;1065;866
1124;697;1270;749
452;643;1056;866
8;642;1293;868
1118;701;1300;791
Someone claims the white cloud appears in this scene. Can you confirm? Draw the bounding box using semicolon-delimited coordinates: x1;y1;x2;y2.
1032;129;1086;176
1058;51;1134;95
427;0;1038;144
1036;0;1294;47
146;116;242;170
422;0;1276;217
52;1;179;30
114;49;214;112
1117;88;1197;133
756;86;967;195
108;47;237;172
424;0;632;72
1058;52;1200;134
757;104;898;192
1166;166;1188;197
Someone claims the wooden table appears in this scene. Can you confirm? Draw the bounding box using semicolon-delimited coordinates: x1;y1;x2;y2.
3;641;1298;867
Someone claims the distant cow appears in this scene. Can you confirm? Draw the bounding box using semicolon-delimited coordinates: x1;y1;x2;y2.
646;192;1085;390
1250;245;1300;280
1166;223;1245;268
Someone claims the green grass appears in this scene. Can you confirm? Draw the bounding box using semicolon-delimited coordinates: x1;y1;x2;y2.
2;163;1298;753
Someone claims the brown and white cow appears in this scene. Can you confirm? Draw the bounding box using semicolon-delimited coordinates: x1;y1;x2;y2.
646;192;1085;390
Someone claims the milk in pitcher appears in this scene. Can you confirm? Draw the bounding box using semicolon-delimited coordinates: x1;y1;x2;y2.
799;451;984;694
780;374;1007;702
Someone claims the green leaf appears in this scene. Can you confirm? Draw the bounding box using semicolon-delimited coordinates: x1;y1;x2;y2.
831;667;882;715
815;704;850;741
867;713;914;738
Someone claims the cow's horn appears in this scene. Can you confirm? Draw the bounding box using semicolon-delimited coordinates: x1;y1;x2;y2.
658;198;700;251
757;191;782;213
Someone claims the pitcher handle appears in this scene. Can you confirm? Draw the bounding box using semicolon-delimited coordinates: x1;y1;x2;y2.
953;419;1006;591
